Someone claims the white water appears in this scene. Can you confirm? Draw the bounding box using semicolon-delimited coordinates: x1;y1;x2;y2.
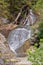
29;9;36;24
8;27;31;53
7;9;36;54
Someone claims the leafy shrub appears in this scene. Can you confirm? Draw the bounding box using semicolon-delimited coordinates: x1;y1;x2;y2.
38;22;43;39
27;45;43;65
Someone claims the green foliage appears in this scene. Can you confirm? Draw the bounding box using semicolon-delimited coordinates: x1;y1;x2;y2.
38;22;43;39
27;44;43;65
40;39;43;43
0;0;9;18
0;0;43;22
32;0;43;10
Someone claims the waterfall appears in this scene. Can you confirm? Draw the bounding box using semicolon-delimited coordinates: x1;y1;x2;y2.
7;9;36;54
7;27;32;54
29;9;36;24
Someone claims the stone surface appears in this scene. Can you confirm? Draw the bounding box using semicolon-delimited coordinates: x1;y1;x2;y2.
0;33;15;59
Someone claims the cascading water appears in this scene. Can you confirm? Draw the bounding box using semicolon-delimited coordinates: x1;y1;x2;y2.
7;9;36;54
7;27;31;54
29;9;36;24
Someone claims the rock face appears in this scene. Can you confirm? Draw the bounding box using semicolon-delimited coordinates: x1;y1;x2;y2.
0;33;7;53
7;27;31;54
0;33;15;59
